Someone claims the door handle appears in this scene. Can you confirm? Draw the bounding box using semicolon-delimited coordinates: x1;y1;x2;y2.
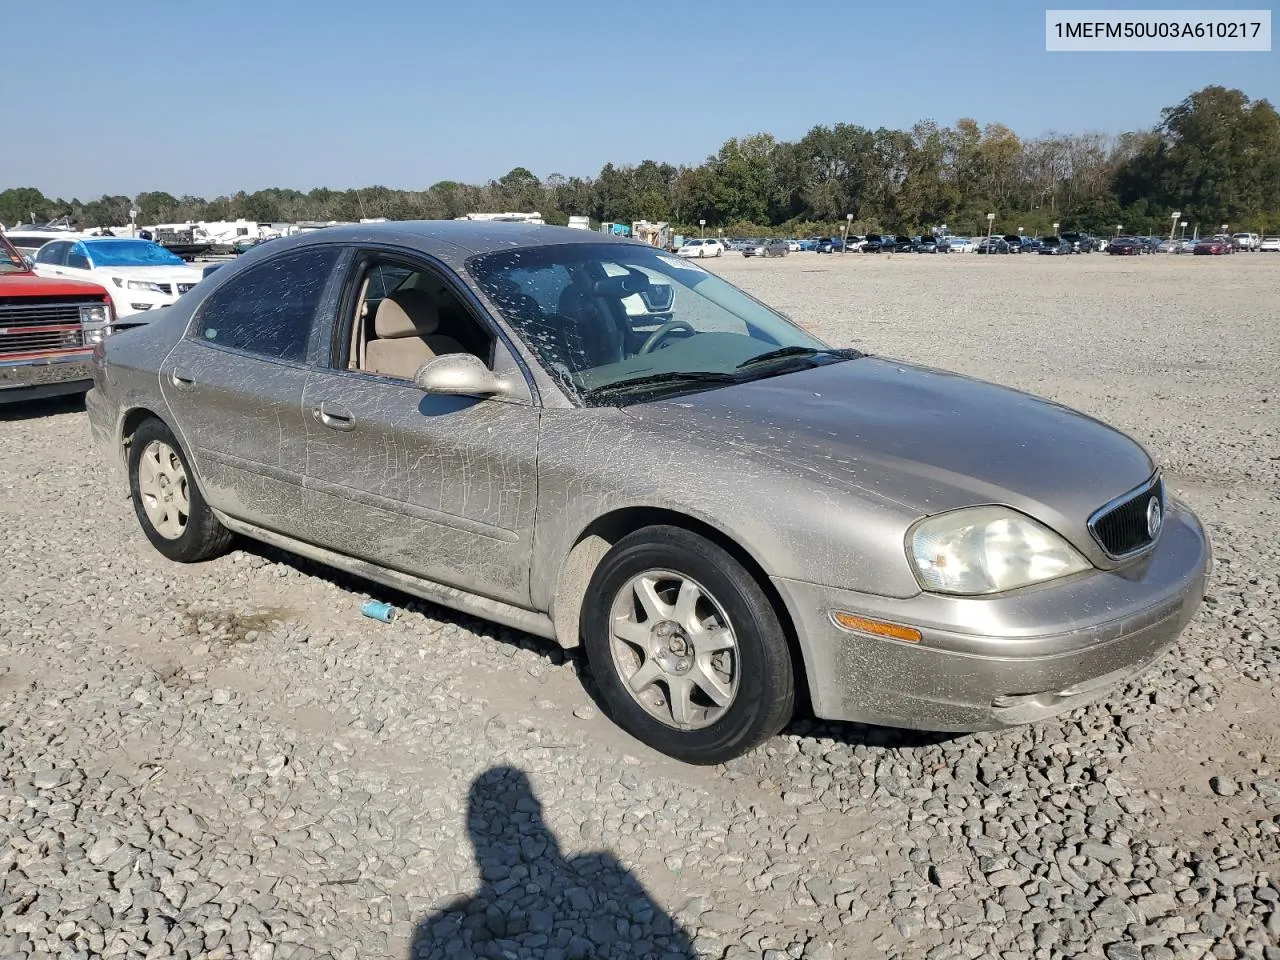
313;402;356;432
169;369;195;390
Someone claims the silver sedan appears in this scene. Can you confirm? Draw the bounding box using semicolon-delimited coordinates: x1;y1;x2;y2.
742;239;790;258
86;222;1210;764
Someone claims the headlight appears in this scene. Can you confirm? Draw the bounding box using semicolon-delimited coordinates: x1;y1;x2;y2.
908;506;1089;595
127;280;167;294
79;304;109;325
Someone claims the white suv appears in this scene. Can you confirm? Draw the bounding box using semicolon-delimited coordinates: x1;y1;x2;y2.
676;238;725;258
1232;232;1260;251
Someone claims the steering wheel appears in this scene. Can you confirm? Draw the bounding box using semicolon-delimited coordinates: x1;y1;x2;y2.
639;320;695;354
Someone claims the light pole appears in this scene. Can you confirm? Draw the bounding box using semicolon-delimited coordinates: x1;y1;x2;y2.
1179;220;1187;240
1052;222;1059;237
1169;211;1181;242
843;213;852;254
1018;227;1024;238
128;208;138;238
986;213;995;244
699;218;706;238
1116;224;1122;237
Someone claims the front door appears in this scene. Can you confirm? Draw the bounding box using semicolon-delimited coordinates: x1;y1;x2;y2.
160;245;344;533
300;250;541;607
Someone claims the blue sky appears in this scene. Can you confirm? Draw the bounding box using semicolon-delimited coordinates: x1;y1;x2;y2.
4;0;1275;199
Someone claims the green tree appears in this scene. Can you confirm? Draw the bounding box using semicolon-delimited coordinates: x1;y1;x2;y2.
0;187;54;225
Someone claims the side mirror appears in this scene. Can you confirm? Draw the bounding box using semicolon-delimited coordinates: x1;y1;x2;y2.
413;353;512;397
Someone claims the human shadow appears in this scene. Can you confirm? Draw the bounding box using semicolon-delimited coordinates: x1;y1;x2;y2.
408;765;695;960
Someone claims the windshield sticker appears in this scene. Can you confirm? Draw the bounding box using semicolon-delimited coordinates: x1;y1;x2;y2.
657;254;706;272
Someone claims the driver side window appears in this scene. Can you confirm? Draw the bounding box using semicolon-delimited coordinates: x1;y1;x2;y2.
65;244;91;270
342;256;495;381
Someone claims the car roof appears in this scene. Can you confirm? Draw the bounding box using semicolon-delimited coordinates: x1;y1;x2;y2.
269;220;634;257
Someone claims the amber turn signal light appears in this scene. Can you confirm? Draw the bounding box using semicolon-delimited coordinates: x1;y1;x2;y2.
831;612;923;643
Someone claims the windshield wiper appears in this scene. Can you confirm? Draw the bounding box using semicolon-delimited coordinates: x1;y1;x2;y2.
735;345;861;370
581;370;738;401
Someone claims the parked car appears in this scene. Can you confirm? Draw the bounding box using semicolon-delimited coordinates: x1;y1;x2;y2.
798;238;819;252
1037;237;1074;256
1060;232;1099;253
1258;236;1280;252
1022;237;1045;253
86;221;1209;764
860;234;890;253
891;236;914;252
975;237;1010;254
742;239;790;258
784;239;801;252
1107;237;1144;256
1156;239;1180;253
1000;235;1025;254
31;237;204;318
0;230;118;404
844;235;867;252
946;237;975;253
815;236;844;253
675;238;724;259
1232;232;1260;251
1193;237;1233;255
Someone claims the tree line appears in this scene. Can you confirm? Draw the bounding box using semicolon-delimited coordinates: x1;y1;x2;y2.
3;86;1277;239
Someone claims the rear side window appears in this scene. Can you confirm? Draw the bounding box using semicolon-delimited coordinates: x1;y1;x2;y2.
36;242;69;266
194;247;339;362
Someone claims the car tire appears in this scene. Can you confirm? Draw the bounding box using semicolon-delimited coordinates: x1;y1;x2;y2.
581;525;796;765
128;417;232;563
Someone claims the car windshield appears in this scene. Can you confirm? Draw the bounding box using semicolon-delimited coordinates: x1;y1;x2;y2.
0;234;28;273
83;239;185;267
467;242;849;406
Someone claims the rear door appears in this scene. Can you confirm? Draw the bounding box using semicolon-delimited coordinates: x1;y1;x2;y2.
160;245;346;533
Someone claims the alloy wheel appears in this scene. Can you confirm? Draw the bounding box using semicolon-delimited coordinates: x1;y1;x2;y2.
137;440;190;539
608;570;739;730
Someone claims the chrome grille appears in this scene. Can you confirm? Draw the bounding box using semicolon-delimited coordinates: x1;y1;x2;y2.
1089;475;1164;558
0;301;82;329
0;328;85;355
0;298;94;357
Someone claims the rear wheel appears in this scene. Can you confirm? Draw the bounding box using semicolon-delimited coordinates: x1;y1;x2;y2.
128;418;231;562
582;526;795;764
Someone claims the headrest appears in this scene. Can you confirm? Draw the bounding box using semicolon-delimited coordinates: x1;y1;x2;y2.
374;289;439;339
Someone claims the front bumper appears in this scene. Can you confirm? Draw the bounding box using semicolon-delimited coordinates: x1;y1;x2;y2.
0;352;94;403
773;499;1211;732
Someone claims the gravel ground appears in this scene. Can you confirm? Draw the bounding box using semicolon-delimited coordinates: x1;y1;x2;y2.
2;251;1277;960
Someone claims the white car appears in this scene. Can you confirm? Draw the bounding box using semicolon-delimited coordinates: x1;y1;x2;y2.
1258;236;1280;252
32;237;205;318
676;238;724;258
946;237;976;253
1232;232;1260;251
785;239;801;252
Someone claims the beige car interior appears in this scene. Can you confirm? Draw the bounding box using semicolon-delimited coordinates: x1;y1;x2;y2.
349;263;487;380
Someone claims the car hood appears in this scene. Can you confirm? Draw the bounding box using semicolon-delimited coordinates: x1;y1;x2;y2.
96;265;205;283
0;272;109;297
623;357;1155;553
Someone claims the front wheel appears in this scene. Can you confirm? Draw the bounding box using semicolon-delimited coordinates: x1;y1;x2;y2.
582;526;795;764
128;417;232;562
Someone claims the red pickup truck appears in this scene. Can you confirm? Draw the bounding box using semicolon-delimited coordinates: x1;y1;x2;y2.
0;230;115;403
